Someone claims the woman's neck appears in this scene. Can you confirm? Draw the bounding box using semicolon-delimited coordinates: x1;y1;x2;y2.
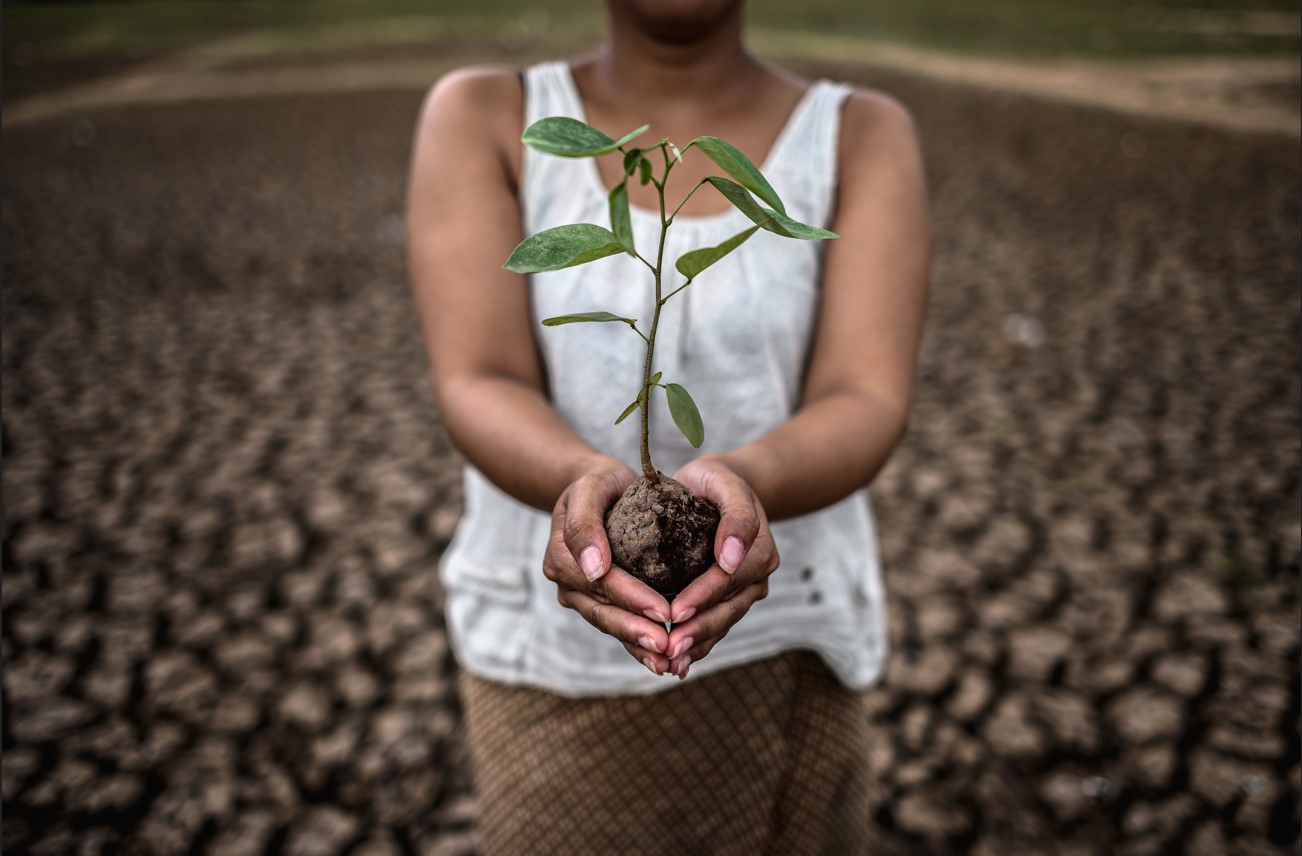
588;2;762;109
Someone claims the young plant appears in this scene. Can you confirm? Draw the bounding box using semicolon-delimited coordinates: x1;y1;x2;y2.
504;117;837;595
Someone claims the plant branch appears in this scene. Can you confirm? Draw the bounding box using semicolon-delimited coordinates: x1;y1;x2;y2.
668;178;710;224
661;279;693;304
638;145;676;481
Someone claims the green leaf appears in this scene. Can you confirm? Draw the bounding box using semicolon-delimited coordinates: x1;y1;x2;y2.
612;126;651;150
704;176;765;221
686;136;786;215
522;117;649;158
608;182;635;256
665;383;704;448
675;226;761;281
617;371;662;424
704;178;839;240
503;224;625;273
614;398;640;425
623;148;642;176
762;210;838;240
638;157;652;186
541;311;637;327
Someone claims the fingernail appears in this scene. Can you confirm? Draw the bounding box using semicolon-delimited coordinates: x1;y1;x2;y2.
673;606;696;624
669;636;694;660
676;655;692;680
642;656;660;676
720;536;745;573
580;546;605;581
644;608;669;624
638;635;663;654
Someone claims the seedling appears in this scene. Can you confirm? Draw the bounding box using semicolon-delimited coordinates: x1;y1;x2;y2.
504;117;837;594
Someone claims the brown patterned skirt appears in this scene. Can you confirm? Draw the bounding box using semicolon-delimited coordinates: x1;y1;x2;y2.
458;649;877;855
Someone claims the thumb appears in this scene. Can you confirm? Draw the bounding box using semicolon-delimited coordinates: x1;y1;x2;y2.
562;470;630;581
715;495;759;574
684;467;761;575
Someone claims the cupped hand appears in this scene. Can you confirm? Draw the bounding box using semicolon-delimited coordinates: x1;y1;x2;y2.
542;457;677;675
664;456;780;680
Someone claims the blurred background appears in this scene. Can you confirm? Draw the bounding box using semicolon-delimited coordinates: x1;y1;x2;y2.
3;0;1299;853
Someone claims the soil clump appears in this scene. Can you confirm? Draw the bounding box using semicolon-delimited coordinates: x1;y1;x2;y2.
605;475;720;597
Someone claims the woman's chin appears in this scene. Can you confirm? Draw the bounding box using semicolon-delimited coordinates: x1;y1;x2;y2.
612;0;744;41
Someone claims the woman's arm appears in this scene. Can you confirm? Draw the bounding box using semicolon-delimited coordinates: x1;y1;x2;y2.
407;67;613;510
664;89;931;673
709;89;931;521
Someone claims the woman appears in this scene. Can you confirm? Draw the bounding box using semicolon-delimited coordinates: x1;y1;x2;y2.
406;0;929;850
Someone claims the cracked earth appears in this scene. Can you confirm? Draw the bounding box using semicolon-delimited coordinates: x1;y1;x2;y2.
3;54;1299;854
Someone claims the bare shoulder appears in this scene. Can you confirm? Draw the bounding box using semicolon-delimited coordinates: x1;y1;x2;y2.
413;65;524;178
837;87;923;176
418;64;521;125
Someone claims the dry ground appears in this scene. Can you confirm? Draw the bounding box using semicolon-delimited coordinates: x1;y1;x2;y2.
2;50;1300;854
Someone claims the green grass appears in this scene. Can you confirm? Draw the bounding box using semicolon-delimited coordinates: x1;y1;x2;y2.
4;0;1298;101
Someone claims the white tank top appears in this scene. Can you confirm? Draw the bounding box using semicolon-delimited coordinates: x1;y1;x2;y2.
439;60;889;696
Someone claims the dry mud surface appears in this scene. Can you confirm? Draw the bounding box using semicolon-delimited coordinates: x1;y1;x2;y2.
3;60;1300;854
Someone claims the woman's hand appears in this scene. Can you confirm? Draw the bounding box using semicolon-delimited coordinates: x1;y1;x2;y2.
664;456;780;680
542;457;678;675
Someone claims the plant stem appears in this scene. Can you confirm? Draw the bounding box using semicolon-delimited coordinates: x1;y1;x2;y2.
668;177;710;224
660;280;692;304
638;145;675;481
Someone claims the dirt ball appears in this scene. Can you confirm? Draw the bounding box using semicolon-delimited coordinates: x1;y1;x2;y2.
605;475;720;597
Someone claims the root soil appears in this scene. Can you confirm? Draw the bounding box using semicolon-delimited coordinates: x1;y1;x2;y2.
605;475;720;597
